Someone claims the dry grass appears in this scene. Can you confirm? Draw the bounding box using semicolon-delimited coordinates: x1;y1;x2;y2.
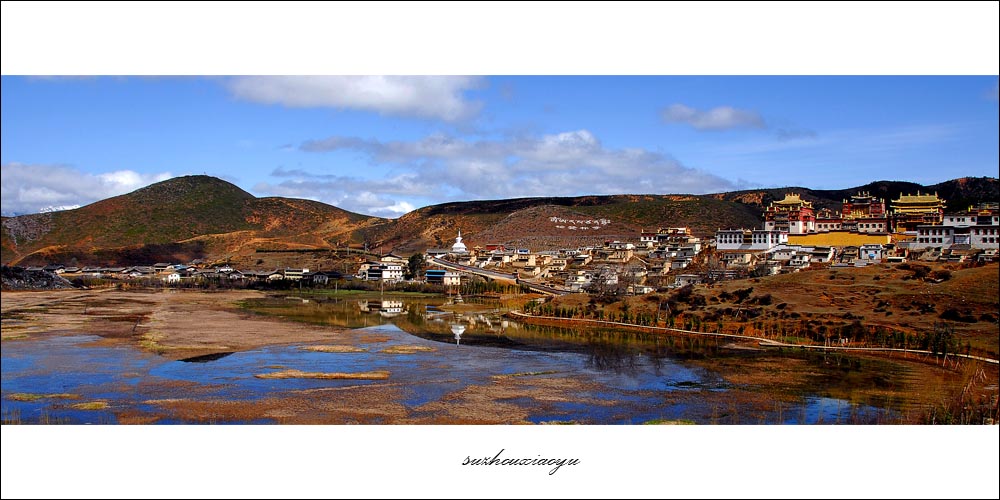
70;401;109;410
492;370;561;379
302;345;368;353
8;393;80;402
380;345;436;354
254;369;390;380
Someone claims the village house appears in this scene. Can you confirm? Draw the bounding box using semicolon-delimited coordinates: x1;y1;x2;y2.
788;253;811;269
282;268;310;281
511;253;536;268
719;250;759;268
308;271;343;285
669;257;694;271
673;274;702;287
809;246;835;263
443;272;461;286
858;244;885;262
572;253;593;267
565;270;594;292
639;230;658;247
628;285;656;295
160;271;181;283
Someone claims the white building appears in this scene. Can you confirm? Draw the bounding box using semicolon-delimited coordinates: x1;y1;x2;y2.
283;268;310;280
715;229;788;251
381;263;404;282
443;272;461;286
910;212;1000;250
858;244;884;262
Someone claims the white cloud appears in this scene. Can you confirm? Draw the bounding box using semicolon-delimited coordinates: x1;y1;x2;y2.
1;163;172;216
256;130;736;217
662;104;766;130
225;76;484;122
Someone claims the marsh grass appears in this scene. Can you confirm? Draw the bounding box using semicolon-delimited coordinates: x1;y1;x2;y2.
380;345;436;354
8;393;80;402
254;369;390;380
492;370;561;379
70;401;109;410
302;345;368;353
643;418;696;425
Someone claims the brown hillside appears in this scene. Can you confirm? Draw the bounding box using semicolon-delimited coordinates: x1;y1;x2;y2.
2;176;383;266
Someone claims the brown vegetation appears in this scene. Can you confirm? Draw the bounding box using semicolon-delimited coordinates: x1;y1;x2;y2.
254;369;390;380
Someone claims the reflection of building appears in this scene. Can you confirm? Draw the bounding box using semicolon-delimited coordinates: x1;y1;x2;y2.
358;300;405;317
450;323;466;345
891;192;945;232
764;194;815;234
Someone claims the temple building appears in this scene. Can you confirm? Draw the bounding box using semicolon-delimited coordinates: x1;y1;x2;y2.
840;191;889;234
891;192;946;232
763;193;815;235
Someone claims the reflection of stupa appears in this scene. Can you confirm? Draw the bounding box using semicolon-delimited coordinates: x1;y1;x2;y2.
451;324;466;345
451;230;468;254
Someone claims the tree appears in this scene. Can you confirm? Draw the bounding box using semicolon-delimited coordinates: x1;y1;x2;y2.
407;253;426;280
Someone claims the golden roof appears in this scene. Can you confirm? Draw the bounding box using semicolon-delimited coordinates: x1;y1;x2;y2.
891;192;945;204
771;193;813;208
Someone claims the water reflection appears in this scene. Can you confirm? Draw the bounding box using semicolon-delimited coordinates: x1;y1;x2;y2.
450;323;465;345
1;293;915;424
179;352;234;363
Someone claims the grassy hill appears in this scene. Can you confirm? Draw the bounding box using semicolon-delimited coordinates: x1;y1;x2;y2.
1;175;383;266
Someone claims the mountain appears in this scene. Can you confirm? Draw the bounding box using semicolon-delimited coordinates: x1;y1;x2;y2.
357;195;764;255
2;175;997;266
1;175;384;266
711;177;999;214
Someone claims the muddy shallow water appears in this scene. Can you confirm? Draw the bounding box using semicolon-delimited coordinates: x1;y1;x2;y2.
0;291;949;424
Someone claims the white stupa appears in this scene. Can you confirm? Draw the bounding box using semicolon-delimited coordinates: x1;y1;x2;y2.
451;230;468;254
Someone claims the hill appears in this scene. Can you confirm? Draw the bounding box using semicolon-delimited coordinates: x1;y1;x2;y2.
2;175;997;266
712;177;999;213
358;194;763;254
1;175;384;266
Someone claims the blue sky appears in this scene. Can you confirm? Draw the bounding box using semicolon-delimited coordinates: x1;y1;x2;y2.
2;75;997;217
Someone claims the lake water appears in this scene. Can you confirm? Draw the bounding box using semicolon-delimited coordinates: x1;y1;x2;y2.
1;293;907;424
